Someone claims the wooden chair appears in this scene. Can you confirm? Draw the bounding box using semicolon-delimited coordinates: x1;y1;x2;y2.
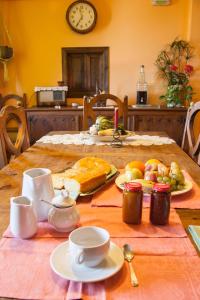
0;93;27;109
181;102;200;165
83;93;128;130
0;105;30;167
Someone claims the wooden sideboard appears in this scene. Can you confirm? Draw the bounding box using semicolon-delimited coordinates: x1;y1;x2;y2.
25;106;187;146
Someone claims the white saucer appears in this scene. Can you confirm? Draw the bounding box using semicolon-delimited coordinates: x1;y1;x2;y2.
50;241;124;282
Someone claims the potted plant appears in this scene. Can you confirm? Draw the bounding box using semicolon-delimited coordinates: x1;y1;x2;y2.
155;38;194;107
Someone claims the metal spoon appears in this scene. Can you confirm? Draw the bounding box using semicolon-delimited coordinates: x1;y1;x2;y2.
41;199;73;209
123;244;139;287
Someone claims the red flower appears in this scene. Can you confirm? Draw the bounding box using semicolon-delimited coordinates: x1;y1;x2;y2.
184;64;193;74
169;65;178;71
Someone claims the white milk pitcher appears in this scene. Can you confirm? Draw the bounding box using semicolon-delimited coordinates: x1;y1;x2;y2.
22;168;55;221
10;196;37;239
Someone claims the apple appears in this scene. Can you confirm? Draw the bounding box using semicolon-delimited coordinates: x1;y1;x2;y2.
145;162;158;172
144;171;158;182
125;168;143;180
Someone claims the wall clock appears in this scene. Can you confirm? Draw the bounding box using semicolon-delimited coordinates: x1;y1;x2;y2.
66;0;97;34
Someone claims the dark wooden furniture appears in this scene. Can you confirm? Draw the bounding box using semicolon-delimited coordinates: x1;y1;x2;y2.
83;94;128;130
26;107;81;144
0;106;30;168
62;47;109;97
26;106;187;146
0;93;27;109
128;106;187;146
182;102;200;165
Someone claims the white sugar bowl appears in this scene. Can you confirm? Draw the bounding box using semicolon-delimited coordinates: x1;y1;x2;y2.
48;191;80;232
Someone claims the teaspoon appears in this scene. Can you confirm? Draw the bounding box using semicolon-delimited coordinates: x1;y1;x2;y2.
123;244;139;287
41;199;73;209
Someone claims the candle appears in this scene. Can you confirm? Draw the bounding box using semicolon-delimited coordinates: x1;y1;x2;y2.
114;107;119;130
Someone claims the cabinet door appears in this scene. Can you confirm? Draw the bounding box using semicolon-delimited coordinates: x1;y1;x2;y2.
27;113;80;144
62;47;109;97
134;114;186;146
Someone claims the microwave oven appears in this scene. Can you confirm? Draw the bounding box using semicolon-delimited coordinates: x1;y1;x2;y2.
34;86;68;107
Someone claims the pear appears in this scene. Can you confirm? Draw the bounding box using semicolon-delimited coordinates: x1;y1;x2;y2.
169;168;185;184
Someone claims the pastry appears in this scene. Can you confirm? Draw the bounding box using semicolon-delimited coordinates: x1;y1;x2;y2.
52;156;111;193
52;173;66;190
73;157;111;175
64;170;106;193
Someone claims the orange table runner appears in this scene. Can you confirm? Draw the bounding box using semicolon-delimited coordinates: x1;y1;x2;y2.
3;206;186;239
91;170;200;209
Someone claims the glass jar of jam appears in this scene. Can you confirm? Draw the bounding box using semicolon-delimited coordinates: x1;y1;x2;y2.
150;183;171;225
122;182;143;224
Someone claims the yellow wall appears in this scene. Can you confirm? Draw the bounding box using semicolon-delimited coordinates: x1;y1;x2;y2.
0;0;200;107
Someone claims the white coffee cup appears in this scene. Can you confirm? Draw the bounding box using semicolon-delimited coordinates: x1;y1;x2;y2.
10;196;37;239
69;226;110;268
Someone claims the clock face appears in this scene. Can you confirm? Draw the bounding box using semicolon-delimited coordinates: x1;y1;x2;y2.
66;1;97;34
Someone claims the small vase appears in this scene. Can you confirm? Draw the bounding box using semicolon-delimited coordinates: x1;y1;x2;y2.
166;102;175;108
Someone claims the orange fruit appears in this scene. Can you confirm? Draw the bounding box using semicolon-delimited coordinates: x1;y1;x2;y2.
125;160;145;173
145;159;161;166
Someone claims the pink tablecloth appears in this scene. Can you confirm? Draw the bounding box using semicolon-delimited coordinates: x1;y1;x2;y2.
0;169;199;300
91;171;200;209
0;237;199;300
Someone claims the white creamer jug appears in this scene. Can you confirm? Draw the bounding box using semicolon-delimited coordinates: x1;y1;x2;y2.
10;196;37;239
22;168;55;221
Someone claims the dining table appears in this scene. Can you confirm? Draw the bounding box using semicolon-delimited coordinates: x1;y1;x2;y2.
0;131;200;300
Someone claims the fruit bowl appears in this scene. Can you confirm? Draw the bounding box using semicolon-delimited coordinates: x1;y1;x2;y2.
116;159;193;196
115;173;192;196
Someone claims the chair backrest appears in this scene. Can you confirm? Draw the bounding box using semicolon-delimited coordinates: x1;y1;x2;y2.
0;93;27;109
0;122;7;168
181;102;200;165
83;93;128;130
0;105;30;167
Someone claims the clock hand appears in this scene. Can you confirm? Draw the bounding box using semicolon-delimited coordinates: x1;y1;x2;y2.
76;15;83;27
76;7;84;27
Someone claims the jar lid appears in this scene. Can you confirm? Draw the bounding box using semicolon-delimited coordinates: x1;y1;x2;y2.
52;190;75;208
124;182;142;192
153;183;170;192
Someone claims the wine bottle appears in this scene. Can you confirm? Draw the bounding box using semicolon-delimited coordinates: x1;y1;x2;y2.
136;65;148;105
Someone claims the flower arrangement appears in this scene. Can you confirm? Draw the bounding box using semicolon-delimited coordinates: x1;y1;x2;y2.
155;38;194;107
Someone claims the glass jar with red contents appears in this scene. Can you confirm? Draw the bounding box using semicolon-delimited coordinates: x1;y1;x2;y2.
122;182;143;224
150;183;171;225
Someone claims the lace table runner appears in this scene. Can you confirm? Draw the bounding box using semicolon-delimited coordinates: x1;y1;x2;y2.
37;133;175;146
